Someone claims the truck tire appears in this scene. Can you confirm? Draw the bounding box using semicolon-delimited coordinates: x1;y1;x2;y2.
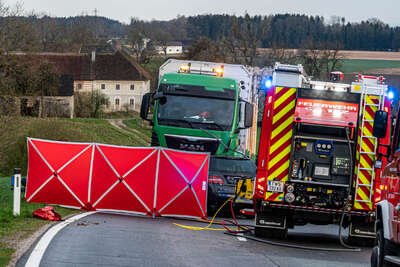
150;131;160;146
376;228;387;267
254;227;288;239
371;246;379;267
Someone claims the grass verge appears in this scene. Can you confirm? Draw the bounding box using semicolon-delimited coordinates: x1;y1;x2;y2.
0;177;77;267
0;115;150;177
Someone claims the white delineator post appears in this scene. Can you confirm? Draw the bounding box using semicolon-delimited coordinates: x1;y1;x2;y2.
13;168;21;216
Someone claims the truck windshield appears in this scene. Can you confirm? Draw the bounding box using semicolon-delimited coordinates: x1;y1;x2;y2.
158;95;235;131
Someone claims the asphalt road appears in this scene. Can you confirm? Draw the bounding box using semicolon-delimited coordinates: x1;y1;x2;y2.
18;213;372;267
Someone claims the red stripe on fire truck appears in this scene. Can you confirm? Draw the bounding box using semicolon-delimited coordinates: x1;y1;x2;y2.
265;87;297;202
353;95;379;211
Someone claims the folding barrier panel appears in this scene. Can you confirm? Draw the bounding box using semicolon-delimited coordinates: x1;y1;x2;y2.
26;138;209;219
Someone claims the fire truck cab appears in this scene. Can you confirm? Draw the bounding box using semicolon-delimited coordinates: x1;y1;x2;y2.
255;64;391;242
371;105;400;266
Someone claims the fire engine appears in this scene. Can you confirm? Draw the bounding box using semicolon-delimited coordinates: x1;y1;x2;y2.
254;63;392;242
371;103;400;266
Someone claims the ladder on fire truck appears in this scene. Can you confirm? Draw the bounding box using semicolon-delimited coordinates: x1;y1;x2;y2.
354;75;387;207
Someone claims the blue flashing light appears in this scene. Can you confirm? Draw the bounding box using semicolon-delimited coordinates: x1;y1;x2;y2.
265;79;272;89
388;90;395;100
261;76;273;91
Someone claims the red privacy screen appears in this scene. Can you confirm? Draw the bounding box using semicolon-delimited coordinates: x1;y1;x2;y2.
26;138;209;219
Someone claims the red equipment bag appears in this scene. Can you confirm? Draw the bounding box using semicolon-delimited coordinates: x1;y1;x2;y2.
32;206;62;221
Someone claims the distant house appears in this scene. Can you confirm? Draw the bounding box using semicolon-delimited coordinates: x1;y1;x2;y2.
16;51;151;113
156;41;183;55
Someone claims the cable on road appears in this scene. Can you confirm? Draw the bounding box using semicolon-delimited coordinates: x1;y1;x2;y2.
224;232;362;252
173;197;250;232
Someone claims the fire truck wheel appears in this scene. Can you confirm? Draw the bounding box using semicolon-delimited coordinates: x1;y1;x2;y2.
376;228;387;267
254;227;288;239
371;246;380;267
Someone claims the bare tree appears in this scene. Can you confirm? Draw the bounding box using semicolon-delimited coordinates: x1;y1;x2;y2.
298;42;344;79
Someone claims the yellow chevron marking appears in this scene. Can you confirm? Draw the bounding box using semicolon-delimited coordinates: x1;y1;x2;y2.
361;140;375;153
275;87;284;94
364;111;374;121
268;146;291;169
366;96;380;105
358;170;372;186
356;187;370;201
268;161;290;182
271;116;294;139
360;154;374;168
273;89;296;109
270;130;292;154
273;99;296;124
353;201;372;210
362;127;373;137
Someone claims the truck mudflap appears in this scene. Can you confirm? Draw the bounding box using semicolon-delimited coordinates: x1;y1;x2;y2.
256;212;287;230
349;222;376;238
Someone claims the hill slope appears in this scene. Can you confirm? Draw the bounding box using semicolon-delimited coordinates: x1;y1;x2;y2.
0;116;150;176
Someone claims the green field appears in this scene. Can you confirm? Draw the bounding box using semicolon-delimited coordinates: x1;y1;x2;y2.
340;59;400;73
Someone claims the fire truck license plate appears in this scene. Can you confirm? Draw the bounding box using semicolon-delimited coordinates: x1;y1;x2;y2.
267;181;284;193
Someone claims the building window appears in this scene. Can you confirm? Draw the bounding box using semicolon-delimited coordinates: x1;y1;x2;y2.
130;98;135;106
115;98;120;106
101;84;106;90
77;83;82;90
116;84;120;90
130;84;135;90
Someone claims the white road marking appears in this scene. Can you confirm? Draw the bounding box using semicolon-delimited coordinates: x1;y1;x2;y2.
237;236;247;242
25;211;97;267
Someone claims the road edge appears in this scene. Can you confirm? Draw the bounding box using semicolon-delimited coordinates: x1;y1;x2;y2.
23;211;96;267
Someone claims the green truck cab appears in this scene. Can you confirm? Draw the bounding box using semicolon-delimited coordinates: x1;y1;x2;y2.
140;60;257;157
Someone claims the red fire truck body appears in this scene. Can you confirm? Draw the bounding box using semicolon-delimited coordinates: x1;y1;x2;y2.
255;68;391;240
372;106;400;266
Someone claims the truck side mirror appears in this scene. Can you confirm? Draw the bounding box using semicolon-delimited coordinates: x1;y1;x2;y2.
239;101;254;129
372;110;388;138
244;102;254;128
140;93;152;121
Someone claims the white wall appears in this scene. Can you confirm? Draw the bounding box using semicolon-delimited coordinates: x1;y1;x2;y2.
74;80;150;112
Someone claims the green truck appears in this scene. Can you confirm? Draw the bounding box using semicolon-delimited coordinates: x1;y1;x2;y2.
140;59;259;213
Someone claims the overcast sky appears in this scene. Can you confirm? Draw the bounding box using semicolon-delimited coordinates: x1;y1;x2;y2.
9;0;400;25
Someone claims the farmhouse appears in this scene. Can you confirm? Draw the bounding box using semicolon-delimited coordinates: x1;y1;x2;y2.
15;50;151;113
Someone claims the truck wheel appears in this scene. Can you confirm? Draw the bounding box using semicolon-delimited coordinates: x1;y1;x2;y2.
150;131;159;146
254;227;288;239
371;246;379;267
376;228;386;267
